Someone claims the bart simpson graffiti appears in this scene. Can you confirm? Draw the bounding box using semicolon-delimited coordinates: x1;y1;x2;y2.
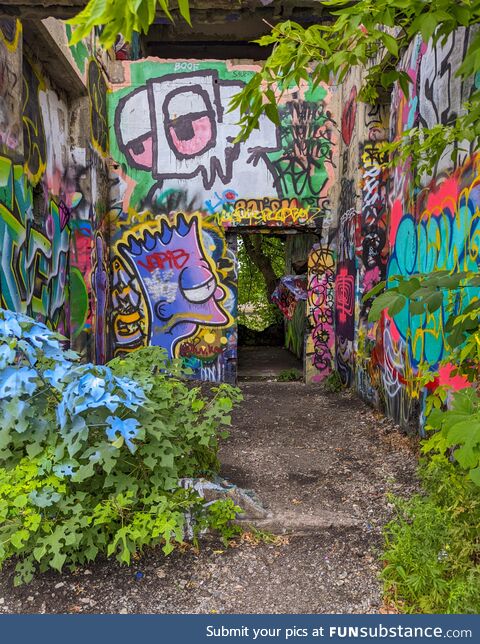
108;60;335;382
111;212;236;381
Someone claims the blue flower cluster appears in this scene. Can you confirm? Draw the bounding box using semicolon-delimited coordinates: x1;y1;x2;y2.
57;364;145;431
0;308;146;457
106;416;141;453
0;309;72;402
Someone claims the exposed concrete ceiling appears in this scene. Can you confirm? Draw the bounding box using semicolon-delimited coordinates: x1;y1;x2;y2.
147;1;329;58
0;0;86;18
0;1;328;58
0;0;322;19
0;1;327;23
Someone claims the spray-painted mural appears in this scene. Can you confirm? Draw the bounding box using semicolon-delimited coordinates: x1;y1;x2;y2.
0;18;109;364
0;155;69;329
305;244;335;383
108;60;336;381
1;13;478;416
349;29;480;429
0;19;22;155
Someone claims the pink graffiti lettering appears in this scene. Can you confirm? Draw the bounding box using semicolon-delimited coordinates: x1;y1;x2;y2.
335;266;355;324
138;249;190;272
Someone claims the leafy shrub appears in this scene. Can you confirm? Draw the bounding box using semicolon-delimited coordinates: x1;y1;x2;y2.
108;346;243;481
323;370;343;393
382;459;480;614
0;310;242;584
423;388;480;486
277;368;302;382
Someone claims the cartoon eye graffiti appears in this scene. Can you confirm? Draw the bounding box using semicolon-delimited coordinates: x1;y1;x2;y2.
163;87;217;159
116;89;153;170
127;133;153;168
180;264;218;304
183;277;217;303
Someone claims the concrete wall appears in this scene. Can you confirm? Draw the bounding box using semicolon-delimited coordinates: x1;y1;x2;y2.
337;28;480;430
2;15;478;417
107;59;339;382
0;17;109;362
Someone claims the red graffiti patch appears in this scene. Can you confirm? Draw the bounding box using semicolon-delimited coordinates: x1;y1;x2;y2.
138;249;190;272
335;266;355;324
341;86;357;147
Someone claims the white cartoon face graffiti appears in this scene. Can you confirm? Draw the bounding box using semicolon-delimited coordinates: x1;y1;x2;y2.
115;70;280;202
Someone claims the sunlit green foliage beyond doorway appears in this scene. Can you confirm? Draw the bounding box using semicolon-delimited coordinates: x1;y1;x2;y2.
237;235;285;332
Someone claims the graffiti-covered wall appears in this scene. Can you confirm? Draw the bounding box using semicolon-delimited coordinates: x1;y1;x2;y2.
0;17;109;362
378;29;480;429
337;27;480;430
107;59;338;382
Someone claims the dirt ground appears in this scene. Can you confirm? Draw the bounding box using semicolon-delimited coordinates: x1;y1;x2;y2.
0;383;418;614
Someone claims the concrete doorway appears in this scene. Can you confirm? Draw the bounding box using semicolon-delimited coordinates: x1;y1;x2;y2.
232;230;318;382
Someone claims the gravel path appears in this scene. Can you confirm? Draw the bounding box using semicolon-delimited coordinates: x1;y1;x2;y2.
0;384;418;614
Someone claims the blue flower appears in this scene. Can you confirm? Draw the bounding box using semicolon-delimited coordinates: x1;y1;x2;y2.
0;315;22;338
0;344;15;369
53;463;75;477
44;362;73;390
106;416;141;453
0;366;38;399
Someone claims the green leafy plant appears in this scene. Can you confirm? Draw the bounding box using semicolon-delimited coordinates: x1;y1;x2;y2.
0;310;243;585
229;1;480;179
277;368;302;382
69;1;480;178
108;346;244;481
68;0;192;49
366;269;480;611
423;388;480;486
366;271;480;482
382;459;480;613
200;497;242;546
323;370;343;393
238;236;285;332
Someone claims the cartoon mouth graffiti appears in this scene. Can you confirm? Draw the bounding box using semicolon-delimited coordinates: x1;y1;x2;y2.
117;213;230;357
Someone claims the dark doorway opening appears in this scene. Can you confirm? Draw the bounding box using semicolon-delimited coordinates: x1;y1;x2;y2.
233;230;318;382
